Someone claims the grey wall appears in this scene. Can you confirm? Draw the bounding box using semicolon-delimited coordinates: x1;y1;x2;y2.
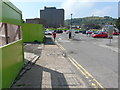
40;7;64;28
26;18;46;26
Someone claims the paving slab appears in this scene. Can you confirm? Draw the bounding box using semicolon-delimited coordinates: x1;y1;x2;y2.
12;40;87;89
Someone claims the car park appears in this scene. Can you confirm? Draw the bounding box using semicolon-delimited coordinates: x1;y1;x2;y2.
92;32;108;38
45;30;52;35
88;31;92;34
82;30;86;34
112;32;119;35
56;30;63;33
49;30;54;33
75;30;79;33
66;30;69;34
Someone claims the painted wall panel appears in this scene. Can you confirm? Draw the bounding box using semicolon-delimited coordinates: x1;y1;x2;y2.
0;0;24;88
0;47;2;89
1;40;24;88
22;24;45;42
0;0;22;25
0;0;2;22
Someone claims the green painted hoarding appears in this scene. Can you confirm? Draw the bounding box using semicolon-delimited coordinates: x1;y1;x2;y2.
0;44;2;89
0;40;24;88
0;0;22;25
0;0;24;88
22;23;45;42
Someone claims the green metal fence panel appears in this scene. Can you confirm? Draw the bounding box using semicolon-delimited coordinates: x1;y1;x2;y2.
22;23;45;42
0;0;22;25
0;0;2;22
0;47;2;89
0;40;24;88
0;0;24;88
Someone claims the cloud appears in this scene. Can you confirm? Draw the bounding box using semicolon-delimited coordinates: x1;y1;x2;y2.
92;6;113;16
9;0;119;2
61;0;96;19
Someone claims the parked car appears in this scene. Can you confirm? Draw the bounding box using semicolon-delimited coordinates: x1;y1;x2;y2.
75;30;79;33
64;30;67;32
49;30;54;33
45;30;52;35
88;31;92;34
102;31;108;34
112;32;119;35
66;30;69;34
92;32;108;38
92;31;99;34
82;30;86;34
56;30;63;33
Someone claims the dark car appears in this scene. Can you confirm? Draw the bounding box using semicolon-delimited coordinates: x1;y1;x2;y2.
82;31;86;34
56;30;63;33
75;30;79;33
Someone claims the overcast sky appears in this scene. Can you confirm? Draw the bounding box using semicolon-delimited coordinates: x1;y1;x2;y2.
9;0;119;20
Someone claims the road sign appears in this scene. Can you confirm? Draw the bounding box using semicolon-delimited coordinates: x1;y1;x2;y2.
108;25;114;39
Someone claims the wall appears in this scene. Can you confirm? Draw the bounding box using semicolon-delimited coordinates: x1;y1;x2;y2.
1;40;24;88
22;23;45;42
40;7;64;28
0;45;2;89
0;0;22;25
0;0;24;88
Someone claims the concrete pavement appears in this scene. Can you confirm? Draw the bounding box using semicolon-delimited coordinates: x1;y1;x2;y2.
12;37;87;89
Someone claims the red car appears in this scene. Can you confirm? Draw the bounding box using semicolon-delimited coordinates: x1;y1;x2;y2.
112;32;119;35
92;32;108;38
88;31;92;34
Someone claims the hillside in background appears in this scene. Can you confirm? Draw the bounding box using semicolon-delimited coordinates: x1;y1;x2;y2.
65;16;117;28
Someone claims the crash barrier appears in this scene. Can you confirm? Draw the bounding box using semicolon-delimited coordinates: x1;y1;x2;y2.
22;23;45;42
0;0;24;88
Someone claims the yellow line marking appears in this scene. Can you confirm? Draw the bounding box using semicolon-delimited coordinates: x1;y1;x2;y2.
56;41;106;90
71;57;105;89
56;41;65;51
68;57;106;90
68;57;86;76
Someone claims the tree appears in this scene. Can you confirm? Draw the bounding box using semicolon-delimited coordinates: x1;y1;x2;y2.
116;18;120;32
82;23;101;29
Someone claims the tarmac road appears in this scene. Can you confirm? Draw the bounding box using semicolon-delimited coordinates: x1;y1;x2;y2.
56;32;118;88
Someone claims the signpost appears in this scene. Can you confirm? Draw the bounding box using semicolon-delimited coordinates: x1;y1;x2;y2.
105;25;114;45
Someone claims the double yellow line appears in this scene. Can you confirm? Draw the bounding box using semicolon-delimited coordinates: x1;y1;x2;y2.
68;57;106;90
56;40;106;90
55;41;65;51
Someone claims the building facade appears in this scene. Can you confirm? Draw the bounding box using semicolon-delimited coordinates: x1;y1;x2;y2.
26;18;46;26
40;7;64;28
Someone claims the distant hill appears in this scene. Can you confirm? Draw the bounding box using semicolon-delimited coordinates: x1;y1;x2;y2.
64;16;117;27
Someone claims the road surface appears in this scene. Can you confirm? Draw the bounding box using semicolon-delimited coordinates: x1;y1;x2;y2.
55;32;118;88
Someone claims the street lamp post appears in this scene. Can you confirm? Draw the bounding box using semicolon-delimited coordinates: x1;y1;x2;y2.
69;14;73;39
71;13;72;29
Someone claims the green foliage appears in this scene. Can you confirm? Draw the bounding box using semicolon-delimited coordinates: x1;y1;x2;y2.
116;18;120;31
65;16;117;29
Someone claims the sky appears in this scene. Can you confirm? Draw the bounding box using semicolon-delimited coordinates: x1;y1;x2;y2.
9;0;119;20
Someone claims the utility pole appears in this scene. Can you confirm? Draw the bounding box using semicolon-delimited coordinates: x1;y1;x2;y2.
69;13;73;39
71;13;72;29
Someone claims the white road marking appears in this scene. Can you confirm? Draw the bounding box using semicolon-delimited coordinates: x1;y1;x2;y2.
99;44;118;53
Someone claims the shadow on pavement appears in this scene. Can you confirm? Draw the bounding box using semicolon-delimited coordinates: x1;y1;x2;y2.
44;37;56;45
12;62;70;89
24;43;42;56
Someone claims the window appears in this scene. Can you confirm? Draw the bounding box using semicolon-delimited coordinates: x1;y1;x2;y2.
0;23;22;46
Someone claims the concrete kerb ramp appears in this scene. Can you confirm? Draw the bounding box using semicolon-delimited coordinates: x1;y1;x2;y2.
0;0;24;88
